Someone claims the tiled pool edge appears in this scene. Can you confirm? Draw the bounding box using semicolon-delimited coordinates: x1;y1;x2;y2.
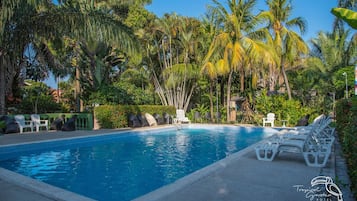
0;167;96;201
133;142;257;201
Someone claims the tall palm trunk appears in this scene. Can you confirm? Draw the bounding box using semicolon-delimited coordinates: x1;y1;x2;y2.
75;67;83;112
226;71;233;122
269;64;276;92
239;68;245;92
281;61;292;99
220;79;225;105
209;80;215;122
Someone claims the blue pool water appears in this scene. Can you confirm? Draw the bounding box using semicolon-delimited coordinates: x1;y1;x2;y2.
0;125;276;201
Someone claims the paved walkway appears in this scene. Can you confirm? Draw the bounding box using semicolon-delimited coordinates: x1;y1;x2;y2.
0;127;355;201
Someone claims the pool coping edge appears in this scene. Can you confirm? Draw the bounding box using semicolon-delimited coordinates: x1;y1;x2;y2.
0;167;96;201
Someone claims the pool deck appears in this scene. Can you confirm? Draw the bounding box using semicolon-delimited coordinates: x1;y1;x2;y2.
0;126;355;201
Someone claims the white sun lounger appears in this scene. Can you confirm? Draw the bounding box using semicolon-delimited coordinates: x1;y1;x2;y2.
255;137;332;167
278;114;334;139
255;121;334;168
174;109;191;124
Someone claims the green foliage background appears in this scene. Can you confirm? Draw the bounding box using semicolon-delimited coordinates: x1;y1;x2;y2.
94;105;176;128
17;81;61;114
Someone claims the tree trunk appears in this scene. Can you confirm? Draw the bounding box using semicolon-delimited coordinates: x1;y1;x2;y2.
220;78;225;105
281;65;292;99
75;67;83;112
183;82;196;113
240;68;245;92
226;71;233;122
269;64;276;92
209;80;215;122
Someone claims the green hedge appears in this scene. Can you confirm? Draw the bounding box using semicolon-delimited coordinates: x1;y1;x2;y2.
336;96;357;198
94;105;176;128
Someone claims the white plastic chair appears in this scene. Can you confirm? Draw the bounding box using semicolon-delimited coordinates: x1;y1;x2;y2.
14;115;33;133
263;113;275;127
31;114;48;132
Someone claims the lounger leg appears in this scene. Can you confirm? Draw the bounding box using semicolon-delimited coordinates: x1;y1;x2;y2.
255;143;278;161
303;151;330;167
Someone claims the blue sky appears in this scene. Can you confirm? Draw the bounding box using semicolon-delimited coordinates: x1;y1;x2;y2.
46;0;338;88
146;0;338;41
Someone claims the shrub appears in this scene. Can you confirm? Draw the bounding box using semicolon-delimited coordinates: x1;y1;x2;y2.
255;91;314;126
336;96;357;198
94;105;176;128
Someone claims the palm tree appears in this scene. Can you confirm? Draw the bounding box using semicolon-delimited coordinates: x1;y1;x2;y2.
147;14;202;112
307;30;357;97
0;0;140;114
204;0;274;121
0;0;40;114
200;11;221;121
258;0;309;99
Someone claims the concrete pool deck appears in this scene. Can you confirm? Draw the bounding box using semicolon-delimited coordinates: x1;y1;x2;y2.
0;126;355;201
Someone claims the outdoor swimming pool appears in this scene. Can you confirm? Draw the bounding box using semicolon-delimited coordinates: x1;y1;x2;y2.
0;125;276;201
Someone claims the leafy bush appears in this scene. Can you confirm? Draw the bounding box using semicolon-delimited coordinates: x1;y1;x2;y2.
255;91;314;126
85;83;157;114
17;81;61;113
336;96;357;197
94;105;176;128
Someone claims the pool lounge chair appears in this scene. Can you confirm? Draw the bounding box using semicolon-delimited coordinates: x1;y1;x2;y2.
174;109;191;124
279;116;334;140
290;114;329;132
14;115;33;133
255;136;332;167
31;114;48;132
255;121;334;167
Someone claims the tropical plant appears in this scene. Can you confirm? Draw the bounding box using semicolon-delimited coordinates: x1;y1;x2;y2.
18;81;61;113
200;10;223;122
258;0;309;100
331;0;357;33
204;0;276;121
0;0;141;114
142;14;203;112
332;8;357;29
307;30;357;100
